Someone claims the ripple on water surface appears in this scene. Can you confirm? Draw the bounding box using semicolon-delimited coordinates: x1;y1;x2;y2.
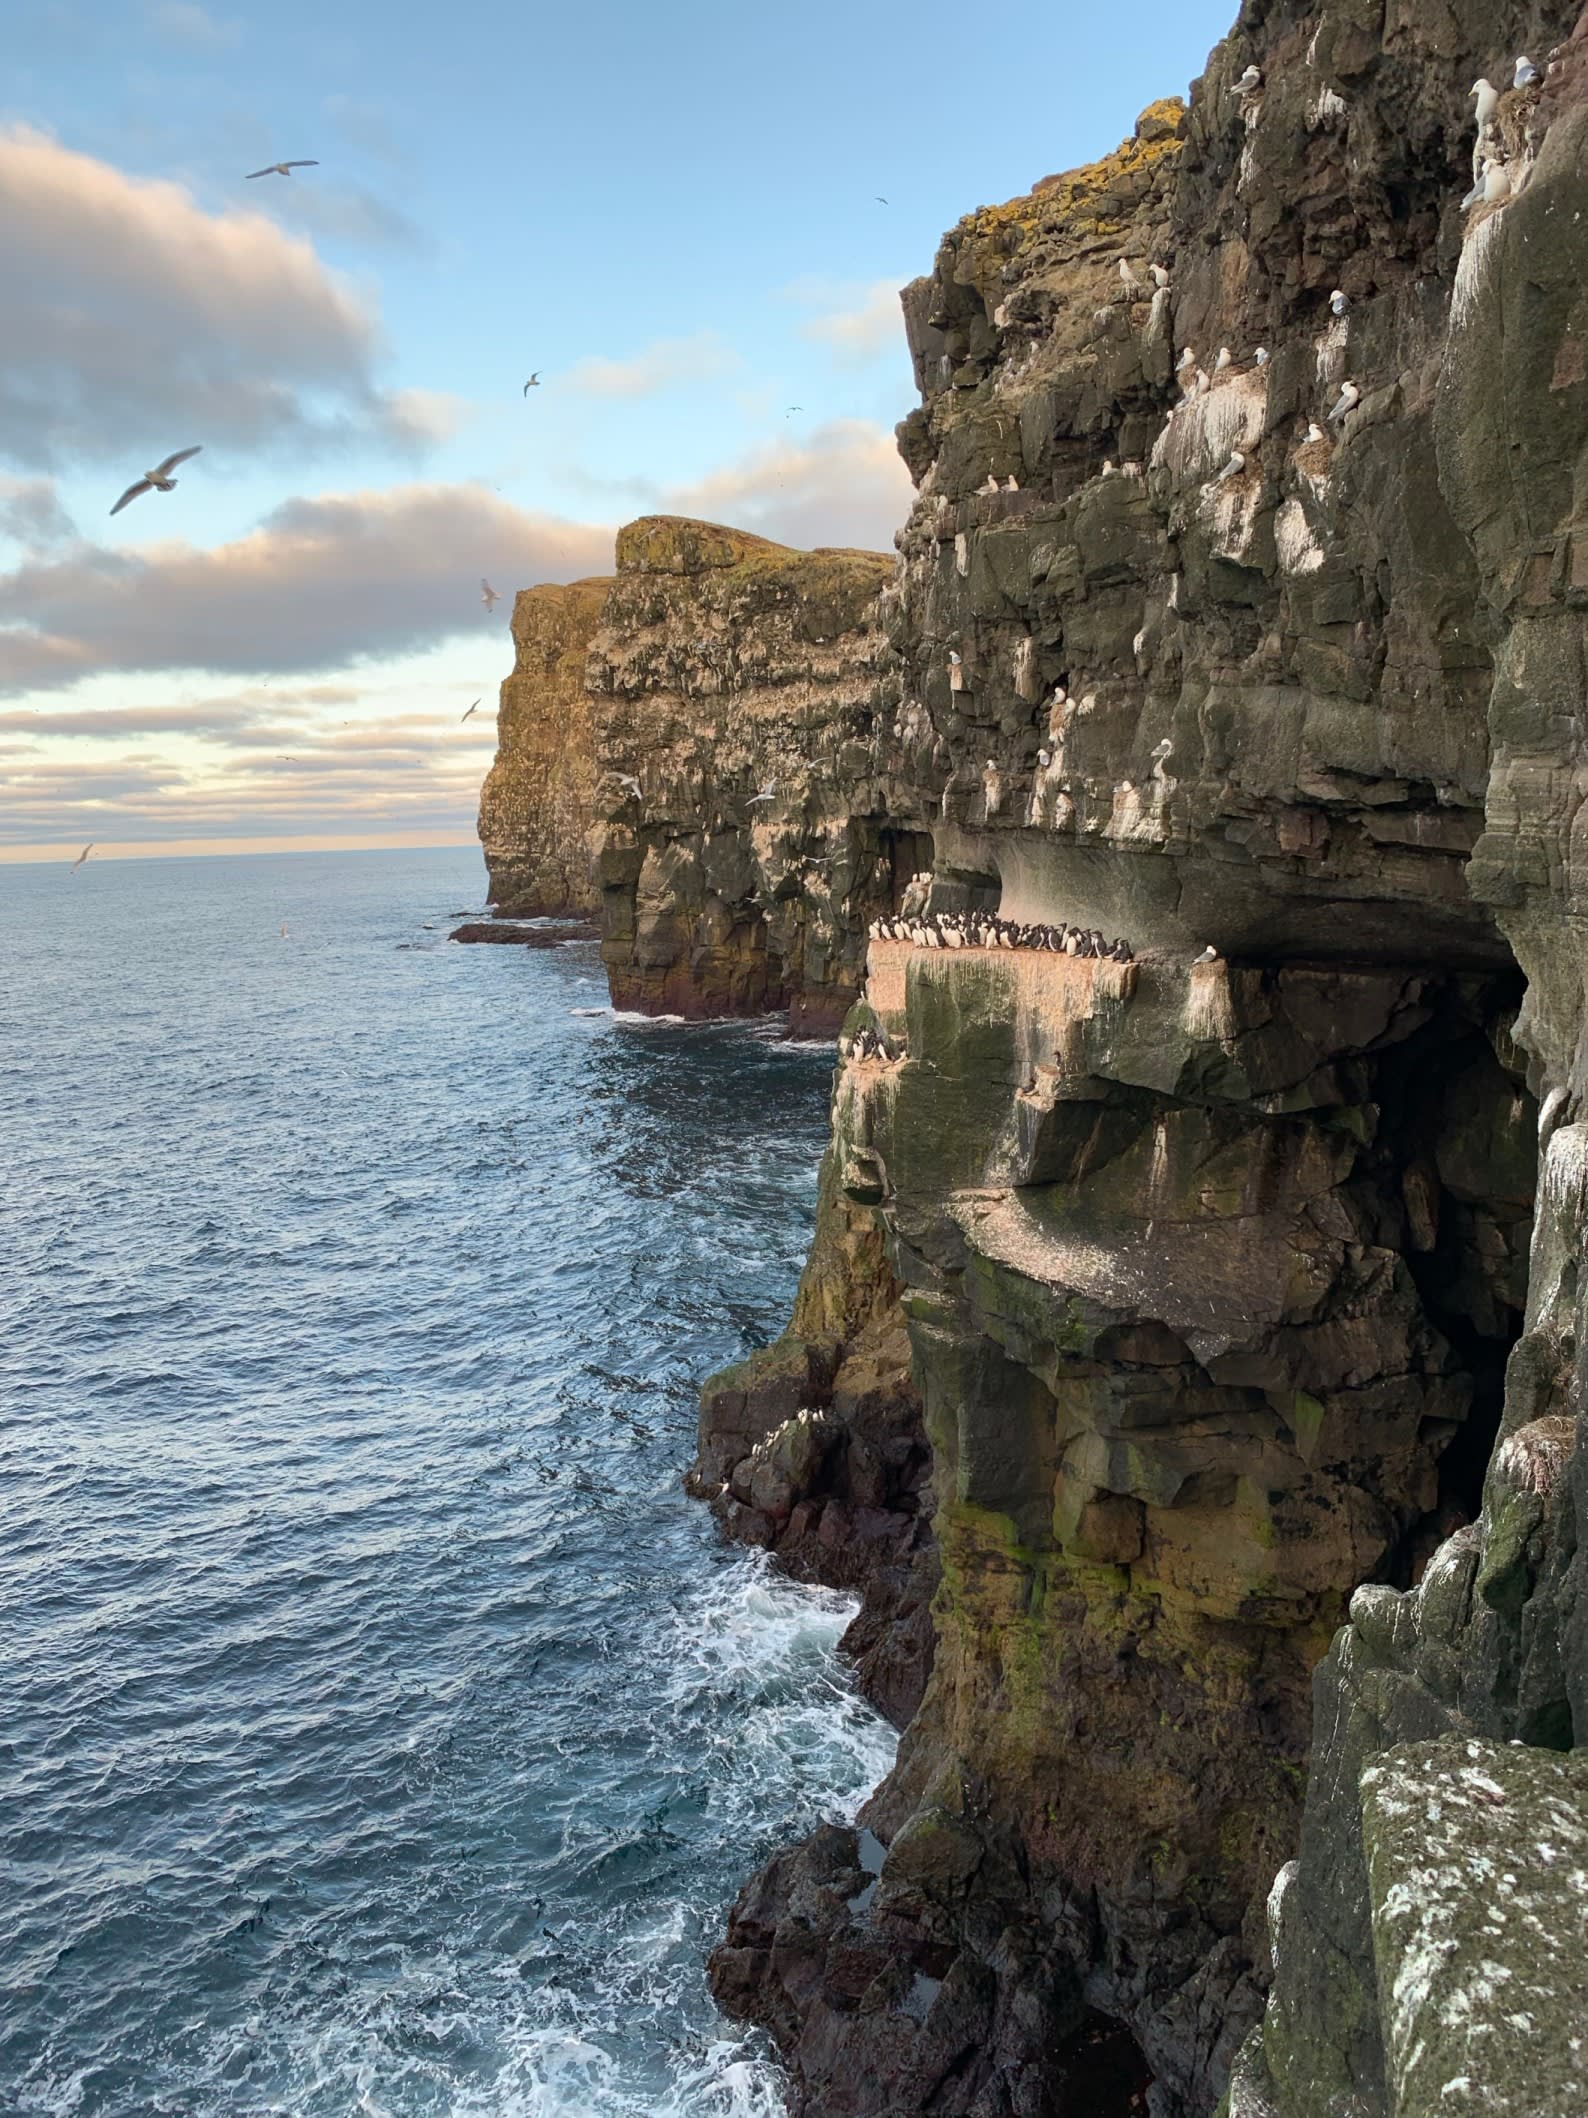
0;848;895;2116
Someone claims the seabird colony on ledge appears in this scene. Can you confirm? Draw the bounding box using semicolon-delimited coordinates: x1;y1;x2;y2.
869;909;1134;962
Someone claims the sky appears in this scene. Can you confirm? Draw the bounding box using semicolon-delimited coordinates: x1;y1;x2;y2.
1;0;1234;863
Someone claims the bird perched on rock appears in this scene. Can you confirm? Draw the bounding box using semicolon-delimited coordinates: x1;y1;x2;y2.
480;579;500;611
1214;345;1232;372
1003;474;1019;492
1329;288;1350;317
1463;158;1513;208
1303;420;1326;443
1514;54;1541;87
1254;346;1270;367
1101;458;1117;478
246;159;317;178
1151;263;1170;289
1119;258;1141;293
1232;64;1262;95
978;473;1000;495
982;760;1003;816
1470;76;1501;129
1195;944;1219;963
1213;449;1245;483
110;445;202;515
1327;379;1360;424
1193;368;1211;397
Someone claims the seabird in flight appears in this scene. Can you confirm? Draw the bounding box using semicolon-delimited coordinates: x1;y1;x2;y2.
110;446;202;515
246;160;318;179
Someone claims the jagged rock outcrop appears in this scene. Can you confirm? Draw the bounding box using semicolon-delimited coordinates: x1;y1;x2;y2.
479;577;611;916
590;517;902;1033
694;4;1588;2112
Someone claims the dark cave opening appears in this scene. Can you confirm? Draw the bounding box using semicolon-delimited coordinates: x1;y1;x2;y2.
1363;970;1536;1582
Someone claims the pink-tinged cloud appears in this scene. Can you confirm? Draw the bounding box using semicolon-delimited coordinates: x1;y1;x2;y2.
563;332;741;399
0;483;614;692
0;124;439;470
660;419;913;554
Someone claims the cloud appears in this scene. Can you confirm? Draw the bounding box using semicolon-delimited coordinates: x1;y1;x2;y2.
0;476;78;548
797;279;906;365
0;482;614;692
563;331;741;399
146;0;238;46
0;125;434;471
658;419;913;554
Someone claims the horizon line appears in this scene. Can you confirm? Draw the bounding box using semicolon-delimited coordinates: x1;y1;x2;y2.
0;830;481;868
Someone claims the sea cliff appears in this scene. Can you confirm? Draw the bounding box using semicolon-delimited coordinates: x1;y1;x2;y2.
479;2;1588;2109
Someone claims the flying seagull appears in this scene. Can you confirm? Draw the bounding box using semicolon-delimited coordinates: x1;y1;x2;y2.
461;699;481;722
875;196;888;204
523;374;541;394
747;783;777;804
481;579;500;611
110;446;202;516
70;842;94;872
615;773;643;798
246;160;319;179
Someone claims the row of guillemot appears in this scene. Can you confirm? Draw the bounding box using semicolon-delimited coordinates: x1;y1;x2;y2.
869;910;1134;962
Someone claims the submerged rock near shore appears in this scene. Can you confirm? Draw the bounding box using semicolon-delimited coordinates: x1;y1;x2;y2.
477;2;1588;2109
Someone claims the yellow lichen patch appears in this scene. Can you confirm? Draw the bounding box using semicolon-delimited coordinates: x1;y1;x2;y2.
955;98;1187;249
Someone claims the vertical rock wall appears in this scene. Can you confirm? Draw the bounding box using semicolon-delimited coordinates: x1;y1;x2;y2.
697;4;1588;2112
478;577;611;917
589;517;901;1033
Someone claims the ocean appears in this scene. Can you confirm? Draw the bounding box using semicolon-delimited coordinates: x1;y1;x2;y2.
0;845;893;2117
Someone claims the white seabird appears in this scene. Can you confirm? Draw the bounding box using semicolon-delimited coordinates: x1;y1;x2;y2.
1214;345;1233;372
1327;379;1360;424
1303;420;1326;443
109;445;202;516
747;784;777;804
481;579;501;611
245;160;318;179
1119;258;1141;292
1213;449;1246;482
1195;944;1219;963
615;774;643;798
1151;264;1170;289
1329;288;1350;316
1003;475;1020;492
1514;54;1541;88
1470;77;1501;130
1254;346;1270;366
1232;64;1262;95
1101;458;1117;478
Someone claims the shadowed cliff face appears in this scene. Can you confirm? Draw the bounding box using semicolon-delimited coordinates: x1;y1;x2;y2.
478;577;611;917
695;2;1588;2111
589;517;901;1033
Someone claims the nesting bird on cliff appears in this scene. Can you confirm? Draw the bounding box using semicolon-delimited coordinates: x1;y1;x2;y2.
1329;289;1350;317
982;760;1003;817
1214;346;1233;372
1151;263;1170;289
1303;420;1326;444
1471;77;1501;131
1119;258;1142;293
1101;458;1117;478
1003;475;1020;492
1514;54;1541;87
1327;378;1360;424
1212;449;1246;483
1232;63;1262;96
109;445;202;515
1254;346;1270;367
978;472;1000;495
70;842;93;872
1195;944;1220;963
245;159;318;178
480;579;500;611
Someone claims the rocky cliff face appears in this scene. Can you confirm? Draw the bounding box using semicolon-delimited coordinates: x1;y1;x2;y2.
478;577;611;916
688;4;1588;2113
589;518;901;1033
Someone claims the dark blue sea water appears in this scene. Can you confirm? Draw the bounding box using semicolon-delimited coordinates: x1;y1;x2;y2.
0;846;892;2118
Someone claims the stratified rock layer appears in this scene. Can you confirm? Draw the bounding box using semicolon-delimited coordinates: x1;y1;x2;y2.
695;4;1588;2110
478;577;611;916
590;518;902;1033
